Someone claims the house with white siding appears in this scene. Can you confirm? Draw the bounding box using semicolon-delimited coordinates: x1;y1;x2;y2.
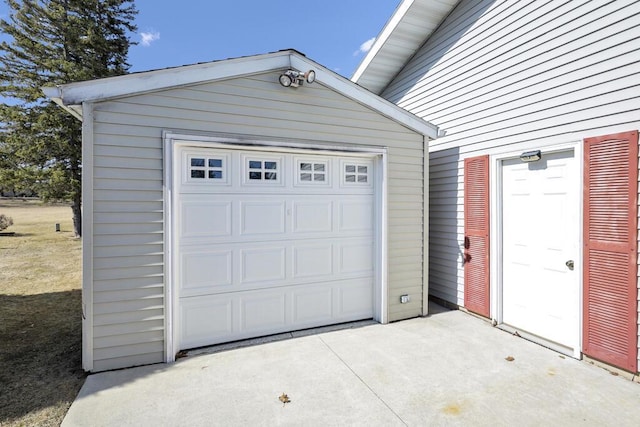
45;49;437;372
354;0;640;374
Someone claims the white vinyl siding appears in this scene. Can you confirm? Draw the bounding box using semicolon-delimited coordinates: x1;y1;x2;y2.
381;0;640;366
89;71;425;371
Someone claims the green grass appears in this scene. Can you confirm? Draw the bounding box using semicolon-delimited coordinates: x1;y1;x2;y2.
0;199;85;427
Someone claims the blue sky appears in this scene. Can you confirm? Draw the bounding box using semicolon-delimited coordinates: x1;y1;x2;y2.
127;0;397;77
0;1;400;103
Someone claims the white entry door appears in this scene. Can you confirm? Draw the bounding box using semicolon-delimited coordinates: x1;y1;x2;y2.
175;146;376;349
501;149;579;352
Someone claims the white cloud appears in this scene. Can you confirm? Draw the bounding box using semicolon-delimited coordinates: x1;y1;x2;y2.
140;31;160;47
353;37;376;56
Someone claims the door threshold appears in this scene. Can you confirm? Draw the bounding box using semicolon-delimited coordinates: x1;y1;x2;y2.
497;323;577;359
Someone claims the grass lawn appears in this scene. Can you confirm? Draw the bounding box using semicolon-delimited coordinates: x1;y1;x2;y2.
0;199;85;427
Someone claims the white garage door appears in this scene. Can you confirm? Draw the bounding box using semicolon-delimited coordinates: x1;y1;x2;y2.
501;149;579;353
175;146;376;349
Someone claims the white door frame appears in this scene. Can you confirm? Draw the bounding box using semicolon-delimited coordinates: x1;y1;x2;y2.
163;131;388;363
490;141;583;359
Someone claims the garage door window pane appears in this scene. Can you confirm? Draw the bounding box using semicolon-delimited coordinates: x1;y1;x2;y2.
190;157;206;180
344;164;368;184
208;158;223;180
188;155;226;182
298;161;327;184
247;158;280;182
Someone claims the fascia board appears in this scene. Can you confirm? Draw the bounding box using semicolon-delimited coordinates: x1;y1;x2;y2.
42;87;83;121
49;52;292;106
351;0;458;94
351;0;415;84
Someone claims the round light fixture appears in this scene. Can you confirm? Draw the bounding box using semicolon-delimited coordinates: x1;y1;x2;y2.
279;73;293;87
305;70;316;84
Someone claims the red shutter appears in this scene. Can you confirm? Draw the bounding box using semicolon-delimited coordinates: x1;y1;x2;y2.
464;155;490;317
583;130;638;373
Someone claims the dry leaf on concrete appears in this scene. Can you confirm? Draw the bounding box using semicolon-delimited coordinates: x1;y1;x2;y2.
279;393;291;405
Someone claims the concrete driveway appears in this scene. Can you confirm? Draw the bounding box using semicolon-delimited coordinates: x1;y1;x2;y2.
62;304;640;426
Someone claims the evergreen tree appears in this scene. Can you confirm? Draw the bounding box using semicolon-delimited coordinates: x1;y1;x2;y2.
0;0;137;236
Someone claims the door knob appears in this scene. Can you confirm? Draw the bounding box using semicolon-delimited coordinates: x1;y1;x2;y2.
565;260;574;271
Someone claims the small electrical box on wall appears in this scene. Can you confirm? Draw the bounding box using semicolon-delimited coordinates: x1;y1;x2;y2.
400;294;410;304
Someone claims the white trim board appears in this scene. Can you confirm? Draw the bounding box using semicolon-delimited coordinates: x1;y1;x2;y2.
422;134;429;316
81;102;95;371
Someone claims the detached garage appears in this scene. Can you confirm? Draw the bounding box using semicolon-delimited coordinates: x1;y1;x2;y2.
45;50;437;372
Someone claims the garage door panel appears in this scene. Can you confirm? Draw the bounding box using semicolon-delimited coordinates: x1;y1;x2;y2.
180;250;233;297
240;201;286;235
293;244;333;278
180;200;232;238
179;195;372;244
340;241;374;274
339;201;374;232
180;150;374;195
179;240;373;297
338;278;374;317
241;247;287;284
179;278;373;349
293;287;333;323
180;296;233;348
292;201;333;233
240;293;287;331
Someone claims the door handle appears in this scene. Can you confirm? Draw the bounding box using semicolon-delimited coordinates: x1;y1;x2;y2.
565;260;574;271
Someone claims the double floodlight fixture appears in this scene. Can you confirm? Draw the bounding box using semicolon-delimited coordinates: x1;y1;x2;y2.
279;69;316;88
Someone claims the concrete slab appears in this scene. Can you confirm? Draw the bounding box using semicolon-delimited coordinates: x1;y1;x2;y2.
63;305;640;426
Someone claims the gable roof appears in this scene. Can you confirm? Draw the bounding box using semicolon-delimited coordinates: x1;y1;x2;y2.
43;49;438;139
351;0;459;94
